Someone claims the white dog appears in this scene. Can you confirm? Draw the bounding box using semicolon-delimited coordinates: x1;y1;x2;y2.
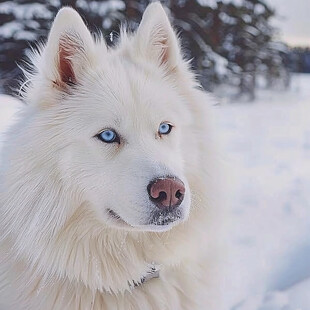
0;3;224;309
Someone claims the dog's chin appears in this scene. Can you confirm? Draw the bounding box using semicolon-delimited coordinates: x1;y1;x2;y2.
105;207;189;232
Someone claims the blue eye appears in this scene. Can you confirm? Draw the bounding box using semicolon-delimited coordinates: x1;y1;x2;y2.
159;123;172;135
97;129;119;143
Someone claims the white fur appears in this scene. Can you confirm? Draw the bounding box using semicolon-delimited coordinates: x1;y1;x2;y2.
0;3;225;309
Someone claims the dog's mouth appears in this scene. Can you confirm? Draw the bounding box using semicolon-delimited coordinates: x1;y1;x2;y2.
149;208;183;226
106;207;184;231
107;208;132;228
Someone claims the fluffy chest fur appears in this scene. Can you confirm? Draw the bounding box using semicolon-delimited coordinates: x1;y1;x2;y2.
0;200;221;310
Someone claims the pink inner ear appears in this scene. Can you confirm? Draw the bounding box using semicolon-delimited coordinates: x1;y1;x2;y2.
151;25;171;68
158;37;169;67
58;44;76;86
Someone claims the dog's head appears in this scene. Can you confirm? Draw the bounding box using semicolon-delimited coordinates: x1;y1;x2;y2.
25;3;200;232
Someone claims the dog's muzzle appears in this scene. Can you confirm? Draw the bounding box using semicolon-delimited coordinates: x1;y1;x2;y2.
147;176;185;226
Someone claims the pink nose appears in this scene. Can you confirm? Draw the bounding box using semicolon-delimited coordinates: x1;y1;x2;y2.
147;177;185;209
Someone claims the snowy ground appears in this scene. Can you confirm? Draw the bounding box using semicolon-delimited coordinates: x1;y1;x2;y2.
0;74;309;309
217;74;310;309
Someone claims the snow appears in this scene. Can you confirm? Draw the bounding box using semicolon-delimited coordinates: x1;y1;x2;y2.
245;25;260;36
219;12;238;25
194;0;245;9
221;0;244;7
14;30;37;41
197;0;218;9
0;74;310;309
0;21;23;39
254;4;265;15
217;74;310;309
76;0;125;17
0;2;54;39
0;2;53;20
213;52;229;77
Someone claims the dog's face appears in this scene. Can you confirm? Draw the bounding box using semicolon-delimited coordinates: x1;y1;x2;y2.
35;3;194;232
62;67;191;232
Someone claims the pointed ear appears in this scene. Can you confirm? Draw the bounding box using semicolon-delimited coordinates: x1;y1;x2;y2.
134;2;182;72
42;7;95;89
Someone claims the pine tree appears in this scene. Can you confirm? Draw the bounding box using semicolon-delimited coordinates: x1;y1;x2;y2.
0;0;289;99
118;0;289;96
0;0;123;93
0;0;60;92
213;0;288;99
75;0;125;38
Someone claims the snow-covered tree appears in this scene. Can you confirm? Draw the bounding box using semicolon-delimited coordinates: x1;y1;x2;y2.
0;0;60;92
209;0;289;99
0;0;290;99
0;0;123;93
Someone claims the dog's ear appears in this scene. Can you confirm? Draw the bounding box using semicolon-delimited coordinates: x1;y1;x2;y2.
134;2;182;72
42;7;95;89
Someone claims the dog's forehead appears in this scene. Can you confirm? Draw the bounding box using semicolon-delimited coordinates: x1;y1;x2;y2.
79;57;180;123
95;56;174;103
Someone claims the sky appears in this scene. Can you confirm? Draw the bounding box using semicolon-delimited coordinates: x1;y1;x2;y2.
267;0;310;47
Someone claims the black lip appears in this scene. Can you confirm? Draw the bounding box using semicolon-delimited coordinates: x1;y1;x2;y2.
107;207;183;228
107;208;131;226
149;208;182;226
107;208;121;220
